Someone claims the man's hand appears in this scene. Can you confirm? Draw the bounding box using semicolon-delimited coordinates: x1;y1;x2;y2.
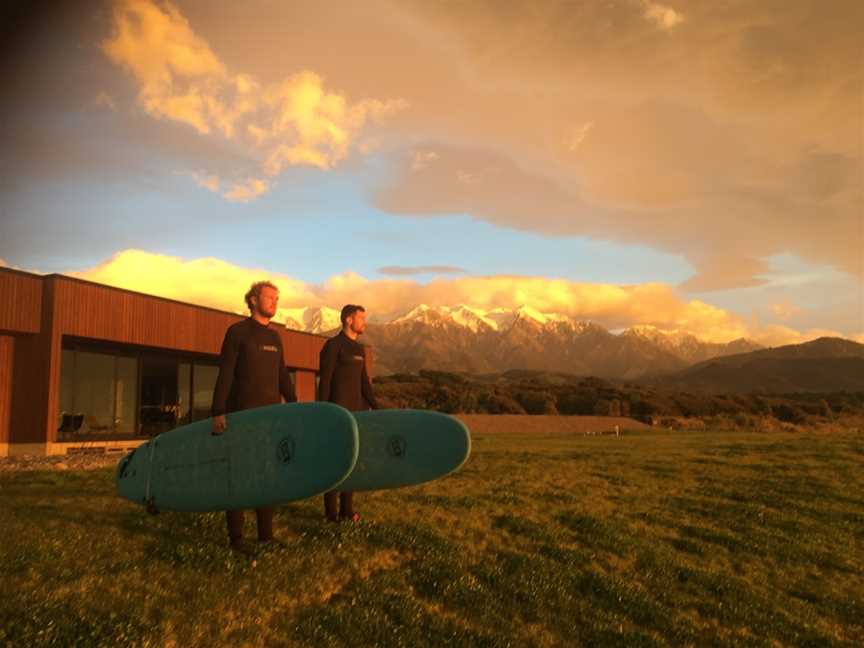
211;415;227;435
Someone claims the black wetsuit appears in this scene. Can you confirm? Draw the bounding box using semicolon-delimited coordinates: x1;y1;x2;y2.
212;318;295;416
318;331;378;519
317;331;378;411
211;317;295;544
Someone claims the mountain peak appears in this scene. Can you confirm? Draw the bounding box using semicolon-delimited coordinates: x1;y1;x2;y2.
447;304;496;332
280;306;341;333
392;304;448;326
513;304;547;324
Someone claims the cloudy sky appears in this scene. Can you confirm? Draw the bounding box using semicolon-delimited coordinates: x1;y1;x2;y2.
1;0;862;344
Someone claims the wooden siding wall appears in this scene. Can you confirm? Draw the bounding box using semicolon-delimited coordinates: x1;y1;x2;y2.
0;270;330;450
0;336;13;443
282;332;325;371
0;270;42;334
10;280;60;444
295;370;317;402
52;277;323;369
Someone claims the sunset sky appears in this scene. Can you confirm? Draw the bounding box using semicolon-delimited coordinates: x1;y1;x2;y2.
1;0;862;345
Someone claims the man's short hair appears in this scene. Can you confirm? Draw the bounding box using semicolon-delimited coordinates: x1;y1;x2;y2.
340;304;365;325
245;281;278;311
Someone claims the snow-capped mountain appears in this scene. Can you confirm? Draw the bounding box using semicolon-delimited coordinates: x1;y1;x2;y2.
622;325;761;366
447;305;498;332
280;303;762;378
279;306;341;334
389;304;583;332
391;304;513;332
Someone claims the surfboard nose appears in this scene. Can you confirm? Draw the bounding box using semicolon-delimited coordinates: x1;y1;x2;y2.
116;444;148;504
116;447;137;481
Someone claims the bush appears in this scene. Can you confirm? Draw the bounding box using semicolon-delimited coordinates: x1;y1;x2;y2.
772;403;806;424
593;400;620;416
481;392;527;415
555;388;598;415
513;390;559;415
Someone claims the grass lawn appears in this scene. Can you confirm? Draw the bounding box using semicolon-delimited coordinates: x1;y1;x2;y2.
1;426;862;647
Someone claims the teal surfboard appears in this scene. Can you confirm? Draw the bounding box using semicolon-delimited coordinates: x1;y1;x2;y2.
116;402;359;512
334;409;471;492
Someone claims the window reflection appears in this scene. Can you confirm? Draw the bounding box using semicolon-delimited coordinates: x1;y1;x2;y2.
58;349;138;440
178;362;191;425
140;355;179;437
192;364;219;422
59;341;220;440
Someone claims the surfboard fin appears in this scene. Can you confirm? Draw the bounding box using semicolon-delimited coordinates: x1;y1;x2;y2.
145;496;159;515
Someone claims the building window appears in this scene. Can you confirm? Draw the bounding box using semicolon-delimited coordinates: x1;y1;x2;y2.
59;339;220;440
178;362;191;425
192;364;219;422
58;348;138;440
140;355;181;437
115;356;137;435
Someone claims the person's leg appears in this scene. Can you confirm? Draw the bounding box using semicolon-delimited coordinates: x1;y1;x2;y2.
340;491;358;521
323;491;339;521
256;507;274;542
226;510;244;547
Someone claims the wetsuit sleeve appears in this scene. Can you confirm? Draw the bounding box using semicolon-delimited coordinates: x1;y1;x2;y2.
318;339;338;401
274;335;296;403
211;326;240;416
361;349;379;410
280;366;296;402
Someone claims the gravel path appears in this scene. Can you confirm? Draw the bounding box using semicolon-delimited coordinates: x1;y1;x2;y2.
0;451;127;472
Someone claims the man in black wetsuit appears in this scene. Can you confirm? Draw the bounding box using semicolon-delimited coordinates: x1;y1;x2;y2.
318;304;378;522
211;281;295;549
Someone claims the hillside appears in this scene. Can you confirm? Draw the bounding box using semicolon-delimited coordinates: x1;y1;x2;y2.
650;337;864;393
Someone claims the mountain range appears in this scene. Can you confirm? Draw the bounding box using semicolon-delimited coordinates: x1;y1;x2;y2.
647;337;864;393
278;304;763;379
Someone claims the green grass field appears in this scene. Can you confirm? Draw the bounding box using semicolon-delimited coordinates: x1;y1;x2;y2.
2;427;863;647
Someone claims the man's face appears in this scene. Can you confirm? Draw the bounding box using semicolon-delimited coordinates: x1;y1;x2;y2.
254;286;279;319
348;309;367;335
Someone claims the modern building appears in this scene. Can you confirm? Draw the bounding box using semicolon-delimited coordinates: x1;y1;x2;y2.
0;267;336;456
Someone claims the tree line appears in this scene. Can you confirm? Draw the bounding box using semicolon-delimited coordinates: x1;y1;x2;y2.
373;370;864;427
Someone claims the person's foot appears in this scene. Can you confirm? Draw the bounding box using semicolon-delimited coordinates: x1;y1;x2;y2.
326;514;340;523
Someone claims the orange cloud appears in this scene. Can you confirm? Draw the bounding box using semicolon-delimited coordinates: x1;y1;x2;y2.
187;171;220;193
641;1;685;30
68;249;318;315
260;71;406;175
223;177;269;203
748;325;848;348
63;249;859;346
101;0;405;195
768;301;803;321
66;250;863;347
102;0;228;134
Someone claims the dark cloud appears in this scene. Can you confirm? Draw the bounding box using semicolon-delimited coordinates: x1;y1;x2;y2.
366;0;864;291
374;140;862;293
